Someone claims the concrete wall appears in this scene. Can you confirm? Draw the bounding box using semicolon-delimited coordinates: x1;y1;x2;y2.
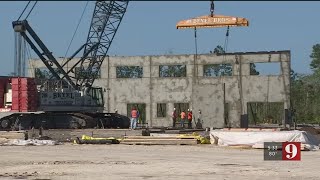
28;50;291;128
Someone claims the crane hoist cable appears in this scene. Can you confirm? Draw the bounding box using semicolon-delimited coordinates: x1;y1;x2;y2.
211;0;230;55
223;26;230;53
210;0;214;17
17;1;31;21
17;1;38;21
223;26;230;62
25;1;38;19
194;27;198;58
62;1;89;69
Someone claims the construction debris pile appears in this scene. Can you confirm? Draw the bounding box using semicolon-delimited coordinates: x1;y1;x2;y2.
0;138;59;146
0;131;59;146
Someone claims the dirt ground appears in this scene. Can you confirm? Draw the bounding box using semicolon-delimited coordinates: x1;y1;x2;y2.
0;144;319;180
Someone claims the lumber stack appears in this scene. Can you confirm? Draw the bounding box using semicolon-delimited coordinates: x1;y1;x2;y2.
121;135;198;145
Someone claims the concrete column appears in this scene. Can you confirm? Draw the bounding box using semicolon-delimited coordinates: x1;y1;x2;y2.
149;56;153;126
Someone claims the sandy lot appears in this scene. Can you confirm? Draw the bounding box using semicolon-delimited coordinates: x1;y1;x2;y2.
0;144;319;180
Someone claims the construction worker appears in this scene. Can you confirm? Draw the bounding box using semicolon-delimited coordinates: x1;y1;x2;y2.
187;109;193;129
171;108;177;128
130;107;139;130
180;110;186;128
196;109;203;129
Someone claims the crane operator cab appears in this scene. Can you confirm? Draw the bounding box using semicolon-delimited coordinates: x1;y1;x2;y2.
36;79;104;113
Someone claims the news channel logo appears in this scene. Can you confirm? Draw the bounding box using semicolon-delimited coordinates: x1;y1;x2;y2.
264;142;301;161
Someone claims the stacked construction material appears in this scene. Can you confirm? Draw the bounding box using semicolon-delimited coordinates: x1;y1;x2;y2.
120;135;199;145
11;77;38;112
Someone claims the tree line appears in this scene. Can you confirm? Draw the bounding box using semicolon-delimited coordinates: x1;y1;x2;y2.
290;44;320;124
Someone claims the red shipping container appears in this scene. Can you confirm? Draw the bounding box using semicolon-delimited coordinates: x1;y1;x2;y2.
12;97;38;105
11;78;20;85
10;77;39;112
0;84;4;91
0;89;4;97
11;101;38;106
20;105;38;110
11;105;38;112
0;97;4;108
12;92;39;99
12;92;38;98
0;84;5;95
11;78;36;85
0;93;4;107
11;104;38;111
12;91;38;98
19;106;37;111
12;85;37;91
11;103;20;110
12;84;37;91
19;100;38;105
12;81;37;87
0;78;9;86
19;109;37;112
0;96;4;107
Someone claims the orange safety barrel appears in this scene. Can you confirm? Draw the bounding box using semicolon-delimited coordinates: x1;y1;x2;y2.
176;14;249;29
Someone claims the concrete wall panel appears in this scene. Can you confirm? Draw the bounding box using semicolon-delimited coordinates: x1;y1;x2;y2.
28;50;291;128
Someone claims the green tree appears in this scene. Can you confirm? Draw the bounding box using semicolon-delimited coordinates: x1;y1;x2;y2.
116;66;143;78
213;45;224;54
208;45;260;76
310;44;320;72
159;65;186;77
290;69;298;81
250;63;260;75
204;45;233;77
289;44;320;124
35;68;51;79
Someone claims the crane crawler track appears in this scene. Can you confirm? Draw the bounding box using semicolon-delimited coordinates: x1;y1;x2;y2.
0;112;130;131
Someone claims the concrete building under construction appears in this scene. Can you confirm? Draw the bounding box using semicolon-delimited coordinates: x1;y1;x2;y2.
28;50;291;128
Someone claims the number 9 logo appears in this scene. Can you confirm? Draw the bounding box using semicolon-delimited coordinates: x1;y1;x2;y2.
282;142;301;161
285;144;297;159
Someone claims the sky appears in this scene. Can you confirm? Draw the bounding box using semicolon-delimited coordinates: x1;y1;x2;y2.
0;1;319;76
